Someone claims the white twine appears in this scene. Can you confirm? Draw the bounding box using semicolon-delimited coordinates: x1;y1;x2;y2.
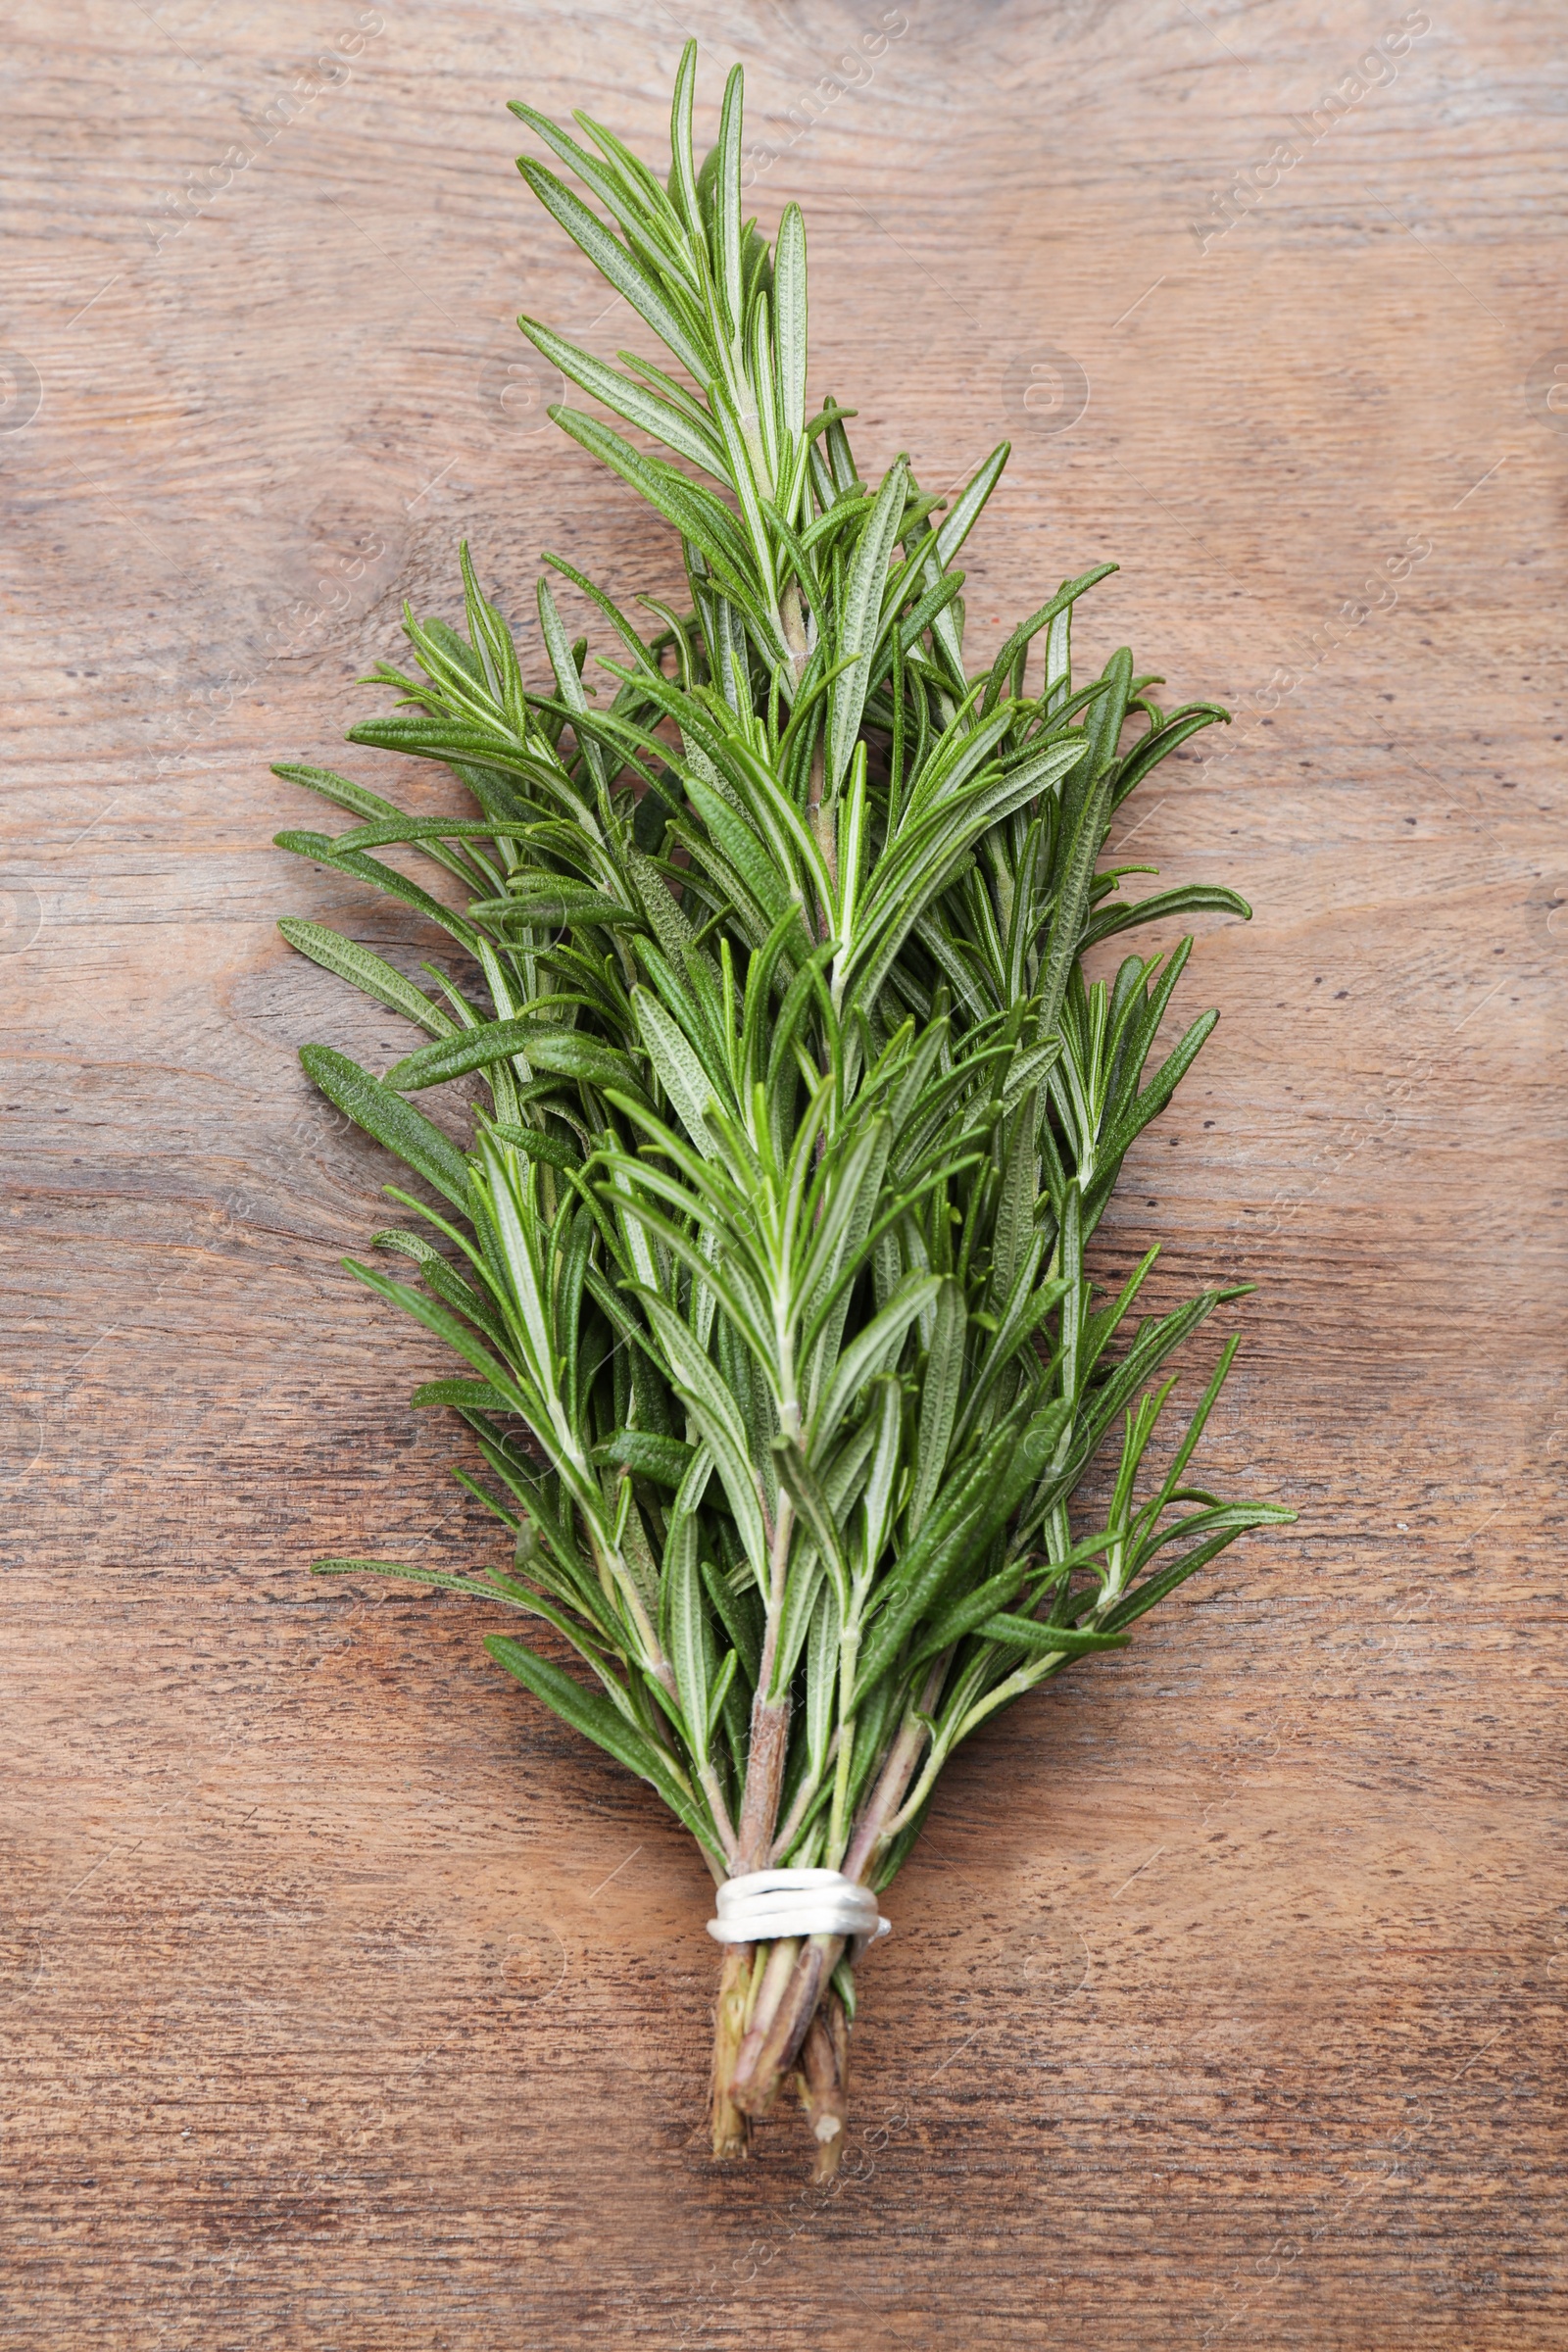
707;1867;891;1946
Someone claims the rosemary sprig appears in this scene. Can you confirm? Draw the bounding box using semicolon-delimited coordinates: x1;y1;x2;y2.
274;47;1292;2176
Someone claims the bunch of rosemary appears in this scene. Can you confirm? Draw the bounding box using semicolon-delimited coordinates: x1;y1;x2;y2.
276;47;1291;2174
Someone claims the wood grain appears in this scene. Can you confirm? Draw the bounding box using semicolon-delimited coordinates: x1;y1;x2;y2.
3;2;1564;2344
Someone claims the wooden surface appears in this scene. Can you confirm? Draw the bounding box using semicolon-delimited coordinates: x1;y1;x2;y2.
4;2;1564;2343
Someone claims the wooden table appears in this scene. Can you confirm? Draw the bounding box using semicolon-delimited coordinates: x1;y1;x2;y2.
5;2;1563;2343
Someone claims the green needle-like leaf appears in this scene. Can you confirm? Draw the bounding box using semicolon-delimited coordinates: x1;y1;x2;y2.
300;1045;472;1210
